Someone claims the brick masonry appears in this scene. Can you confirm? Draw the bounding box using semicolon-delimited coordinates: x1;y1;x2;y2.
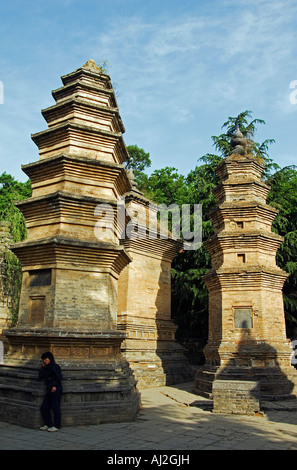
212;380;260;415
194;129;297;403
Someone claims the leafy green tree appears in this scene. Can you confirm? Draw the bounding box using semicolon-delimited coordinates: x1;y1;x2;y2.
126;145;151;173
125;145;151;190
267;165;297;337
170;157;219;344
144;167;189;206
0;172;31;242
0;173;31;325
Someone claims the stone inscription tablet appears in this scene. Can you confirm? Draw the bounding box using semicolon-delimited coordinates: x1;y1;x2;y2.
29;269;52;287
234;308;252;328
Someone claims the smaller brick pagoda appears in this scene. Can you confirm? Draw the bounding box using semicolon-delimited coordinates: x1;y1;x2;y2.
118;177;193;388
194;129;297;400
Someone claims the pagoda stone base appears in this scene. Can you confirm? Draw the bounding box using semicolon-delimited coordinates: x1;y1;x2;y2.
123;347;194;389
0;329;140;428
194;364;297;401
118;319;194;389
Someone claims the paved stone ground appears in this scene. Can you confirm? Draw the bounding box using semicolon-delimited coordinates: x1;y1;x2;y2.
1;381;297;451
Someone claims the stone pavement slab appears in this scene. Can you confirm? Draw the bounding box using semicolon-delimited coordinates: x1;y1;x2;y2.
1;382;297;452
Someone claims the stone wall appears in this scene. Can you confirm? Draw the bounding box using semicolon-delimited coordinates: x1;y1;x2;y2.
212;380;260;416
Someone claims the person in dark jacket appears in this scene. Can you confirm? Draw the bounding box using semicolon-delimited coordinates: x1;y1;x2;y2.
38;351;63;431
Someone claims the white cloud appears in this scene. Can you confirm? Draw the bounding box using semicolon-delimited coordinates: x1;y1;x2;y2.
91;3;297;116
1;0;297;178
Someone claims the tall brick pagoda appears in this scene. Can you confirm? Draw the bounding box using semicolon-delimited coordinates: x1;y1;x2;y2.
0;60;191;427
194;129;297;399
0;60;140;427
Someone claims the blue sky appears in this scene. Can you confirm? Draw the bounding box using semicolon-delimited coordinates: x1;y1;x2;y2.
0;0;297;182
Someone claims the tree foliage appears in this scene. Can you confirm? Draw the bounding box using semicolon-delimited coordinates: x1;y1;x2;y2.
0;172;31;242
0;172;31;325
266;166;297;335
125;145;151;190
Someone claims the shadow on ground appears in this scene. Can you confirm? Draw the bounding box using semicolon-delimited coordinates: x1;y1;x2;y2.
1;382;297;450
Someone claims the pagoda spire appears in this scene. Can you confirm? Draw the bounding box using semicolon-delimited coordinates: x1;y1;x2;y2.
230;128;248;155
82;59;102;71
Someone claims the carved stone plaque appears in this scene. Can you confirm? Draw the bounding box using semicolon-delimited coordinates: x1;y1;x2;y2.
234;308;252;328
29;269;52;287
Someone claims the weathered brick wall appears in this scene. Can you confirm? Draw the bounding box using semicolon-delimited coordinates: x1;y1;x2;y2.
212;380;260;415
